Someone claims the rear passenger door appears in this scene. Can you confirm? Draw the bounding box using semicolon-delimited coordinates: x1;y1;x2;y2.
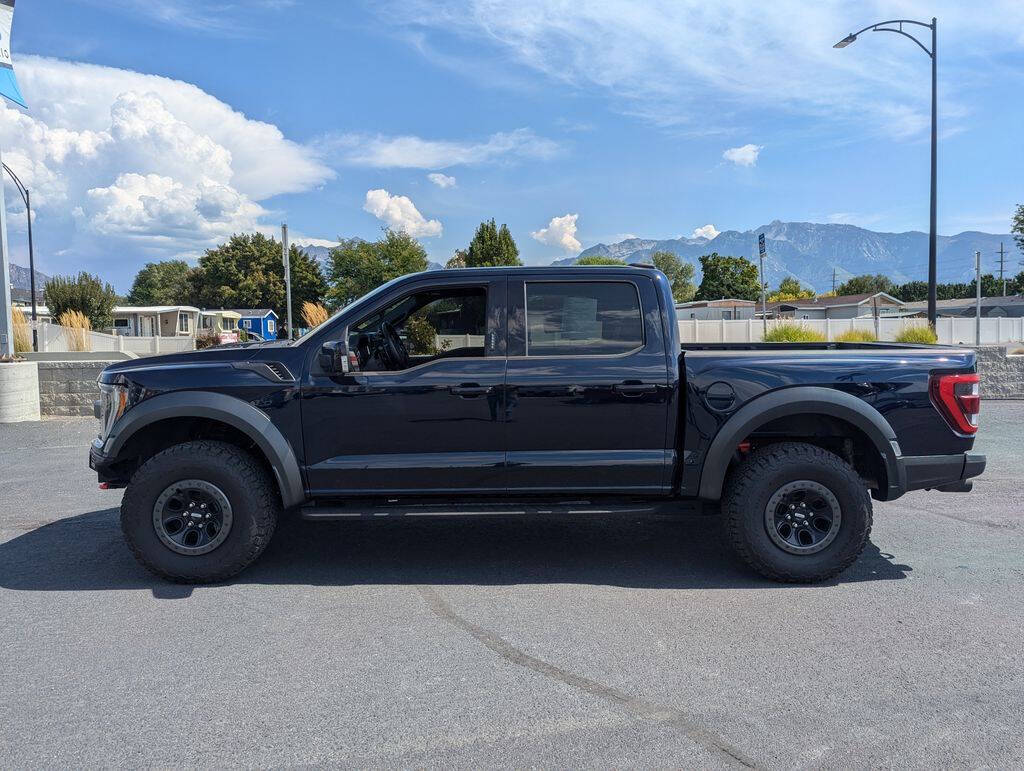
504;274;672;494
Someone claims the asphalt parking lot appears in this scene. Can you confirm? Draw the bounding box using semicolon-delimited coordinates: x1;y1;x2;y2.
1;404;1022;768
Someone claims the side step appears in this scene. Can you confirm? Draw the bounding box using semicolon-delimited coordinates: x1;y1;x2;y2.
300;499;706;520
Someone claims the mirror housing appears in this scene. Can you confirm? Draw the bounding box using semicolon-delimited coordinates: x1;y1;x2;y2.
319;340;354;374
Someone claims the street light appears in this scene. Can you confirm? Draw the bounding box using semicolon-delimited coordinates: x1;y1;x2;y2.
2;162;37;350
834;18;938;326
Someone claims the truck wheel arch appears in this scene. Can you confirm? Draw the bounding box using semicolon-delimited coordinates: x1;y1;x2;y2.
697;386;903;502
105;391;306;508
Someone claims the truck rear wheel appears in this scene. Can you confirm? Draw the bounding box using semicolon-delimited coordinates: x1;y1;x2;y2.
722;442;872;583
120;440;279;583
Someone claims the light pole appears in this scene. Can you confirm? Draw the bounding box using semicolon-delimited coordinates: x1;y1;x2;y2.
835;17;937;326
3;162;37;351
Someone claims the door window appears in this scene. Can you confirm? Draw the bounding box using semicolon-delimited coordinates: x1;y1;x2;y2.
525;281;642;356
348;286;487;372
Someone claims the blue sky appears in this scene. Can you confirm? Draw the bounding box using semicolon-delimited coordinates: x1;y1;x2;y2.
4;0;1024;289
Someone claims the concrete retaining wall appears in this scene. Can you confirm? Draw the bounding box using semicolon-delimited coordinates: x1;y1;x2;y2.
37;360;116;417
0;361;42;422
976;346;1024;399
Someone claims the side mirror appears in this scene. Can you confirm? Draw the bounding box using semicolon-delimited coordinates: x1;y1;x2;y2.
319;340;355;374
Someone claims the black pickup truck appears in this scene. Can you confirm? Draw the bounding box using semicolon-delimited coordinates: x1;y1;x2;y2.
90;266;985;583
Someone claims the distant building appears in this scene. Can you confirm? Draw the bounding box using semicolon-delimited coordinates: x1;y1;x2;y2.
675;299;757;320
230;309;279;340
199;310;242;343
761;292;907;320
111;306;201;337
903;296;1024;318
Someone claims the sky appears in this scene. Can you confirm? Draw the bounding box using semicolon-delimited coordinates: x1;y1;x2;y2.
2;0;1023;290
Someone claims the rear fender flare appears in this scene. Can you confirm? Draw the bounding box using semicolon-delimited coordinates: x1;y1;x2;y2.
105;390;306;508
697;386;903;501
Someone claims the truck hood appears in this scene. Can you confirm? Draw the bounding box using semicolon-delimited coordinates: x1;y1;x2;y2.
100;343;264;375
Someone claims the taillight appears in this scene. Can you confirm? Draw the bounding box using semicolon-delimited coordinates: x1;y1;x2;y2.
929;373;980;435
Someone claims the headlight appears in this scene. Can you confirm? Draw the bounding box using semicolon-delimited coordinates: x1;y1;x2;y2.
97;382;130;441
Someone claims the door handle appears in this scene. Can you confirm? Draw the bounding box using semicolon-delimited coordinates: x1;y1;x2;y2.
613;382;657;396
450;383;493;398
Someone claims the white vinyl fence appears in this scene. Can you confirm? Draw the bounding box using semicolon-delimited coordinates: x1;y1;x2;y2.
36;322;196;356
678;317;1024;345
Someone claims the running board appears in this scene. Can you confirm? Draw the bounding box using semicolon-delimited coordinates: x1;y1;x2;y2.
300;500;704;520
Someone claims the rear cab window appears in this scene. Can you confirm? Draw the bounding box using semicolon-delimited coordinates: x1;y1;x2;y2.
524;281;644;357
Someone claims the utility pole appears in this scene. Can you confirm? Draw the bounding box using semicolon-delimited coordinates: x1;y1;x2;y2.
832;268;838;294
997;242;1007;296
975;250;982;346
281;224;293;341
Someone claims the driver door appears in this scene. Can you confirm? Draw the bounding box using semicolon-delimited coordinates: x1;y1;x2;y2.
301;276;507;496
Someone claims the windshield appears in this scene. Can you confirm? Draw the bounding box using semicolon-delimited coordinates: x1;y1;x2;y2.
292;274;410;345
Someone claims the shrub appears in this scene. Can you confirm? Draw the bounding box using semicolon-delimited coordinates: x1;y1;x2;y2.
763;322;826;342
302;301;329;329
11;307;31;353
894;325;938;344
58;309;92;352
834;329;877;342
195;329;220;349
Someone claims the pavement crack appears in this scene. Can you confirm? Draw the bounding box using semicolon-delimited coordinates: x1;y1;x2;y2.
416;585;757;768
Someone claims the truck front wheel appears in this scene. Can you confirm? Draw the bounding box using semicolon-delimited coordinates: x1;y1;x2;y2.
120;440;279;583
722;442;872;583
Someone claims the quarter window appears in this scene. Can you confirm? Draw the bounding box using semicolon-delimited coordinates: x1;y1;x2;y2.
525;281;643;356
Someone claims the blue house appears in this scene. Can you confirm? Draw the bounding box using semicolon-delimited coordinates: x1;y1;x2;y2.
231;309;279;340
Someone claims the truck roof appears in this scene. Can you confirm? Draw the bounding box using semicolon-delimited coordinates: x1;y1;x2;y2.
434;264;663;278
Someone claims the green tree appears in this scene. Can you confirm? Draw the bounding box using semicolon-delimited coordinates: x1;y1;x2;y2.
894;280;928;302
465;219;521;267
576;255;626;265
126;260;193;305
767;276;815;302
189;233;327;331
968;273;1004;298
44;272;118;330
835;274;894;296
1009;271;1024;295
651;250;696;302
1012;204;1024;255
326;229;428;307
694;253;761;301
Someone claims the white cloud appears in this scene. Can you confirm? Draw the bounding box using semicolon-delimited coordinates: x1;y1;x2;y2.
377;1;1024;138
691;224;719;239
0;55;333;281
722;144;762;167
427;172;457;188
363;189;442;237
320;128;560;168
531;213;581;253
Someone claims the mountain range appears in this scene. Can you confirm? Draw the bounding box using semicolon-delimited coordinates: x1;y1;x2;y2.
566;221;1022;292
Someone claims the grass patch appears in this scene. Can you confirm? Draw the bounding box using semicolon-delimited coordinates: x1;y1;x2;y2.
763;322;826;342
58;309;92;352
11;307;31;353
893;325;938;344
834;328;877;342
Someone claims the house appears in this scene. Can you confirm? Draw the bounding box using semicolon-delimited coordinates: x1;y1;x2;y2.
11;301;54;325
111;305;201;337
199;309;242;342
761;292;907;320
903;295;1024;318
675;299;757;320
231;309;279;340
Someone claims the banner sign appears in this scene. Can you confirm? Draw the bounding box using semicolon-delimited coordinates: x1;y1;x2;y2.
0;0;25;108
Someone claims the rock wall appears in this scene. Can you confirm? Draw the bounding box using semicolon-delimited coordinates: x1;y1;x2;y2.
37;360;115;417
975;346;1024;399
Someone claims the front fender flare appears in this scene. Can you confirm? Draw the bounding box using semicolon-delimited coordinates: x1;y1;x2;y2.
105;390;306;508
697;386;904;502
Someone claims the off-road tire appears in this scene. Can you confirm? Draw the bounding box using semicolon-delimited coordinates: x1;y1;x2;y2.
121;440;279;583
723;442;872;583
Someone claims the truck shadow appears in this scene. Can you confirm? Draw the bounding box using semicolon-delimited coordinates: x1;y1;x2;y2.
0;508;911;597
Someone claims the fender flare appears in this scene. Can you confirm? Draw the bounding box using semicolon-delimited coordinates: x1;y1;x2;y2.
105;391;306;508
697;386;904;501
